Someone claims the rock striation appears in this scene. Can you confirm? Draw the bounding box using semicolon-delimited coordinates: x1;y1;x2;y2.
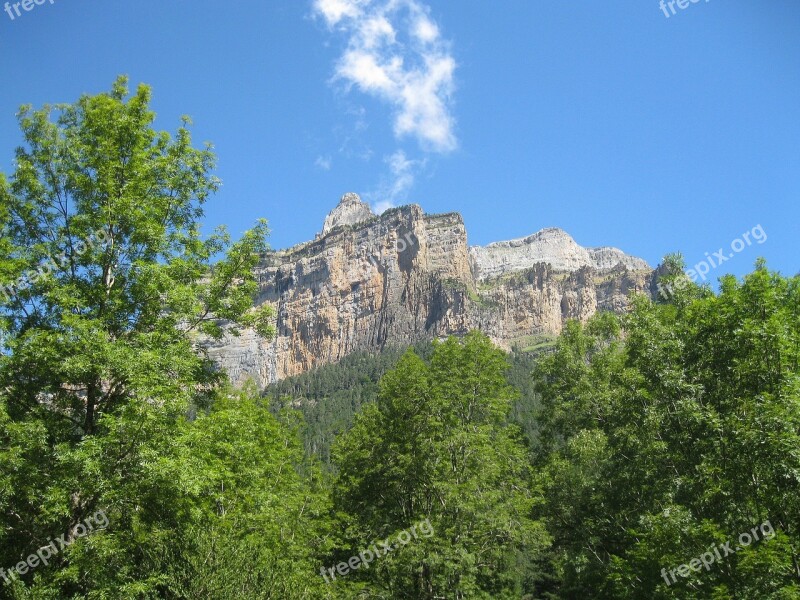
205;195;654;387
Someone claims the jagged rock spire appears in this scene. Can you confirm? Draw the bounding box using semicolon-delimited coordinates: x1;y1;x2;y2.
321;193;374;236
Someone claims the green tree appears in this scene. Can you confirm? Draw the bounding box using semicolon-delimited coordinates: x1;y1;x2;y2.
165;385;333;599
0;78;275;597
532;262;800;599
332;331;549;599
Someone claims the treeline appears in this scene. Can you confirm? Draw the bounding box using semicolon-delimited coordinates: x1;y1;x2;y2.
264;342;431;464
264;342;542;466
1;80;798;598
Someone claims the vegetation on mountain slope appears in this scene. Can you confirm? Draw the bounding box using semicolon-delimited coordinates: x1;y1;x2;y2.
264;341;545;466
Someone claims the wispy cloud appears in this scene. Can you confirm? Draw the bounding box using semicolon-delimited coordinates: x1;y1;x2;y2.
371;199;396;214
315;155;333;170
368;150;426;212
313;0;457;153
333;104;373;161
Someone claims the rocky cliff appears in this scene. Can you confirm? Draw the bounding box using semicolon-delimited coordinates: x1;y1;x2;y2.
205;193;654;386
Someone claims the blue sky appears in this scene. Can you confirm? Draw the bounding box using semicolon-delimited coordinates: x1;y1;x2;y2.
0;0;798;280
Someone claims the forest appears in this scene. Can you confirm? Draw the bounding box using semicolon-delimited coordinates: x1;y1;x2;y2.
0;80;798;599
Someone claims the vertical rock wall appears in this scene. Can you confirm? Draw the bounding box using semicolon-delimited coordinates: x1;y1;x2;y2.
205;197;653;387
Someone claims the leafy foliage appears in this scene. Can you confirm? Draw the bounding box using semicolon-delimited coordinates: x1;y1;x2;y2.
265;342;543;467
531;261;800;598
330;332;550;598
265;343;432;465
0;79;316;599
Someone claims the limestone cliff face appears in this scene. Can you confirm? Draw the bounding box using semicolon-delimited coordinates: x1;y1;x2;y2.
206;194;653;387
469;228;650;280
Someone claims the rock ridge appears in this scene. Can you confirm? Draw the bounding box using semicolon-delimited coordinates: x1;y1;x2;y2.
206;196;654;386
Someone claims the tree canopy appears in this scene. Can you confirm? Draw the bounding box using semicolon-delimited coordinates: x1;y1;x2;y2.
531;261;800;598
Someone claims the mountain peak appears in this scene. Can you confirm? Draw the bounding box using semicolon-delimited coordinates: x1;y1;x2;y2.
321;192;374;236
339;192;363;205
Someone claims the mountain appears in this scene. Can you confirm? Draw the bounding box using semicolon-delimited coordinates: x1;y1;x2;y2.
206;193;654;386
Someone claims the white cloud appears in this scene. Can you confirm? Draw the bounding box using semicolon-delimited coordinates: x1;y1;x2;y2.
315;0;363;26
372;199;396;214
412;15;439;43
386;150;419;198
313;0;457;153
368;150;426;212
339;50;396;93
361;16;396;48
315;155;333;170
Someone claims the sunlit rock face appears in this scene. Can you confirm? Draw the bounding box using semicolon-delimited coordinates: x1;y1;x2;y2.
469;227;650;281
206;195;654;387
320;192;374;236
